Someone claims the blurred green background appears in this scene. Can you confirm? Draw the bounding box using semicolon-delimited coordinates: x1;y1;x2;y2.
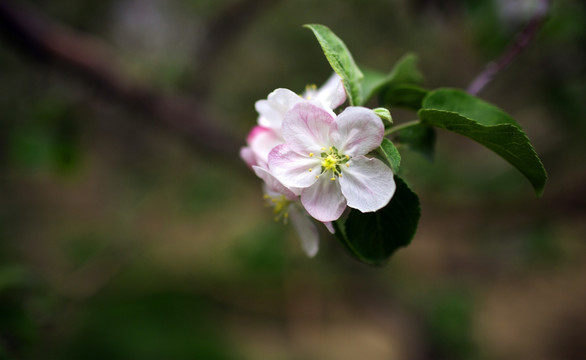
1;0;585;359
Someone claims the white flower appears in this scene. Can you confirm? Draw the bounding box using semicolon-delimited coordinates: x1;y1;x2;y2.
268;102;396;222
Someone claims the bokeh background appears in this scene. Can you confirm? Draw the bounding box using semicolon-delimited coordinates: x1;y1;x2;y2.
1;0;585;359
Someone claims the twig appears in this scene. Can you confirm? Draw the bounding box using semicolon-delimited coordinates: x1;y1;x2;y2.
467;0;551;95
0;0;242;163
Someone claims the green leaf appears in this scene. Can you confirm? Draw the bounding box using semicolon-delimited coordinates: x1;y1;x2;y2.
362;53;424;104
379;138;401;173
418;88;547;196
304;24;363;106
395;123;436;161
381;84;429;110
373;107;393;125
334;176;420;266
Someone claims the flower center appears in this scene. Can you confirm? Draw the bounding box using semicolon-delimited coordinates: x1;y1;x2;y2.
313;146;350;181
322;154;338;171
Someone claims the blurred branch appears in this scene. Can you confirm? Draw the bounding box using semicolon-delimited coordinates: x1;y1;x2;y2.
0;0;242;164
467;0;552;95
192;0;281;97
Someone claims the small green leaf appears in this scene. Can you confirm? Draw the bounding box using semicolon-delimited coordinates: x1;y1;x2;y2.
379;138;401;173
304;24;363;106
362;53;424;104
381;84;429;110
373;107;393;125
395;123;436;161
418;88;547;196
334;176;420;266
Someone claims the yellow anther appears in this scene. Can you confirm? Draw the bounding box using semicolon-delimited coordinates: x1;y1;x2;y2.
267;194;291;224
330;177;336;181
321;147;325;151
329;146;333;151
346;163;350;167
315;175;319;179
309;152;314;157
345;155;350;160
308;168;312;172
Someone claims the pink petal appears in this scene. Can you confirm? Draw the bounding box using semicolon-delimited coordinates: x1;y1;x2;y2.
301;175;347;222
247;126;283;165
240;146;256;168
339;156;396;212
255;89;304;130
253;165;299;199
282;102;334;154
330;107;384;157
268;144;321;188
288;204;319;257
246;125;270;144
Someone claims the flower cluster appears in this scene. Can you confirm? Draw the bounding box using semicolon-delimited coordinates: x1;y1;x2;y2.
241;74;396;257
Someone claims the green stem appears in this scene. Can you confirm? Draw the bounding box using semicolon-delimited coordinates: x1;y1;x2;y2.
384;120;421;136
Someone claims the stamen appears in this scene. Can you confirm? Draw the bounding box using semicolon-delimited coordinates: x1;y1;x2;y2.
308;168;312;172
346;163;350;167
330;177;336;181
309;152;314;157
305;84;317;96
266;194;291;224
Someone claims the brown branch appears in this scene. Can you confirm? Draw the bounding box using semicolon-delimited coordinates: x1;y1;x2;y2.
467;0;551;95
0;0;242;164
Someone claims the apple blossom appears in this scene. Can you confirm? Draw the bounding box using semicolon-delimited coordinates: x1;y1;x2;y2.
268;102;396;222
241;74;346;169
